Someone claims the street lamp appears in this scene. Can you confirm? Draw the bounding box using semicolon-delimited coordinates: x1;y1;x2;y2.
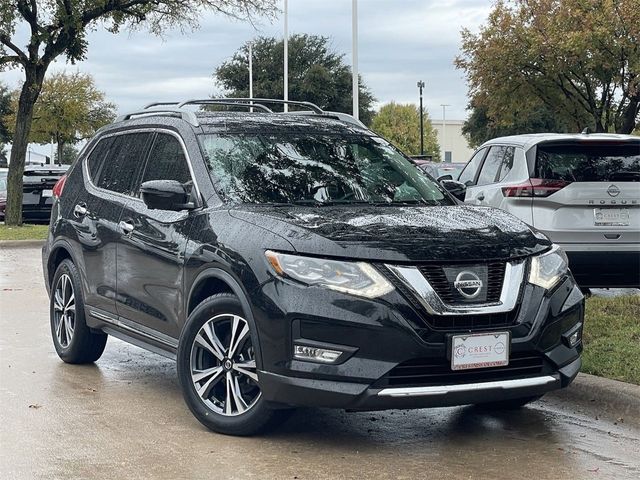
440;104;450;162
417;81;425;156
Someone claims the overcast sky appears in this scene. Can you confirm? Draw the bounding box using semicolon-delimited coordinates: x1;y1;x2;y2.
4;0;491;155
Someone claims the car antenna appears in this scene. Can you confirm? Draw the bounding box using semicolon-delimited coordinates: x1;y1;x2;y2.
581;127;591;135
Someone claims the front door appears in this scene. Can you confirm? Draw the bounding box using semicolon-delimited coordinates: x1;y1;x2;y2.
115;132;196;339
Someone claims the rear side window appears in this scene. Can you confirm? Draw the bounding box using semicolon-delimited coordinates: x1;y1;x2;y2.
459;148;487;185
86;137;114;183
476;146;505;186
140;133;191;186
97;133;152;195
535;143;640;182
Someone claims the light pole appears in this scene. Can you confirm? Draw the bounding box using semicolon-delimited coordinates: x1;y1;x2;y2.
352;0;359;120
248;41;253;112
440;104;450;162
284;0;289;112
417;81;425;156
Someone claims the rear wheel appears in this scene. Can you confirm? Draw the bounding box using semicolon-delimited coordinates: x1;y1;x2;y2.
50;259;107;364
475;395;543;410
177;293;291;435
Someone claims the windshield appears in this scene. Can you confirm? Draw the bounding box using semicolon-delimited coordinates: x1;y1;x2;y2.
535;143;640;182
198;133;453;206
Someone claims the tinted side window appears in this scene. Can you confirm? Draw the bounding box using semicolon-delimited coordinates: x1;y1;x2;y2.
497;146;516;182
459;148;486;185
140;133;191;186
97;133;152;195
86;137;114;183
477;146;505;186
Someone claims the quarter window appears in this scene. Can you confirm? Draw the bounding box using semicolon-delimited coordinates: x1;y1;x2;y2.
86;137;114;183
96;133;152;195
497;146;516;182
140;133;191;186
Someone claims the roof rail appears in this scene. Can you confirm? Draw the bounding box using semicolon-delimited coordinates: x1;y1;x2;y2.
143;102;180;109
178;98;324;114
177;99;274;113
116;109;199;127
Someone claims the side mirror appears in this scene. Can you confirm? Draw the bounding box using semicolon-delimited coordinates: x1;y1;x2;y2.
440;179;467;201
437;174;453;181
140;180;194;211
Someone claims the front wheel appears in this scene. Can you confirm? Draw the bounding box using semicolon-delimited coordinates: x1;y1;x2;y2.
177;293;291;436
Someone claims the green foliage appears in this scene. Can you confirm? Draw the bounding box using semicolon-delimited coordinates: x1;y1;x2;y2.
215;35;376;125
0;81;10;165
371;102;440;159
582;294;640;385
8;72;116;148
462;97;570;148
457;0;640;135
54;143;80;165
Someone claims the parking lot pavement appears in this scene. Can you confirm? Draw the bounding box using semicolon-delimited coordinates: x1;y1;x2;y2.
1;246;639;480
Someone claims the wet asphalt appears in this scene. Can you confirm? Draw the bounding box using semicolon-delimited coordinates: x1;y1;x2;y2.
1;246;639;480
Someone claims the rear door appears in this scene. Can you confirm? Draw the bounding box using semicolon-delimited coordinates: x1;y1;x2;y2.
529;141;640;245
115;131;196;339
72;132;153;316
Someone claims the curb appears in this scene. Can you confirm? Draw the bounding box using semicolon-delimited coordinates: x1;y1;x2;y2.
548;373;640;427
0;239;45;248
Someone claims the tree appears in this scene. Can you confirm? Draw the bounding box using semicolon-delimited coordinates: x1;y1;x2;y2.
456;0;640;139
462;96;570;148
54;143;79;165
8;72;116;163
371;102;440;159
0;81;11;165
0;1;276;225
215;35;376;125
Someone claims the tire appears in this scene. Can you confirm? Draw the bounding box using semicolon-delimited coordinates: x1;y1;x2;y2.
475;395;543;410
177;293;292;436
50;259;107;364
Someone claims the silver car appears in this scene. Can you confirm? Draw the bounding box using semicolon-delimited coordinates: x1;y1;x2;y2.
457;133;640;288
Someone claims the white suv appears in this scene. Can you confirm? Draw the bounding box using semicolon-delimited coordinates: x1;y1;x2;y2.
457;133;640;289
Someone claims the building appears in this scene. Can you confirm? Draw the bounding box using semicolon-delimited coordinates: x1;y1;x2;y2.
433;119;474;164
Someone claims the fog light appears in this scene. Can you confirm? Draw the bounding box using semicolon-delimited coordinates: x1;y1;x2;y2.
568;330;581;347
294;344;342;363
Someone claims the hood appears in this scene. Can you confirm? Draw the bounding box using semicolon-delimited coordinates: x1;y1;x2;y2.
229;205;551;263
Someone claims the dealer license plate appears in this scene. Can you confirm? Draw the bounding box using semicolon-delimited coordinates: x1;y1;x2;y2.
594;208;629;226
451;332;510;370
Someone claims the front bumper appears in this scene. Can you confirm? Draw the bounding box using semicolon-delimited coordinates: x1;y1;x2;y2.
259;356;580;410
252;270;585;411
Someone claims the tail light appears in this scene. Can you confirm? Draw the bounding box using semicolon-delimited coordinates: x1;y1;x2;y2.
52;174;67;199
502;178;571;198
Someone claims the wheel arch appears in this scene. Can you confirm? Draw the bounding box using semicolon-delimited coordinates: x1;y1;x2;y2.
185;268;263;366
47;240;79;288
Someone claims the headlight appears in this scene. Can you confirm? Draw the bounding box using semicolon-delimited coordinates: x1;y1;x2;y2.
529;245;569;290
265;250;394;298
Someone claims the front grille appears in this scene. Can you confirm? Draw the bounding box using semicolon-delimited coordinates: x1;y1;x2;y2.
374;352;546;388
428;311;517;331
418;262;506;304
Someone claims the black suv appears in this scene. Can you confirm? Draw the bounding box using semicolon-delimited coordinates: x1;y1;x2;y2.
43;99;584;435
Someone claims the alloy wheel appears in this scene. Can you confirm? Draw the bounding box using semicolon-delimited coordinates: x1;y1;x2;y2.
53;273;75;348
189;314;261;416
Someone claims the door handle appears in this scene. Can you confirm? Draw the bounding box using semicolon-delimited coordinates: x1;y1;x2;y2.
119;220;135;234
73;203;88;217
476;193;485;202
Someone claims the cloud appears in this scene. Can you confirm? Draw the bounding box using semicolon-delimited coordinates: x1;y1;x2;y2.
4;0;491;132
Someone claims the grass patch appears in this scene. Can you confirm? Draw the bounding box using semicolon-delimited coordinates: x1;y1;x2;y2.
0;224;49;241
582;294;640;385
